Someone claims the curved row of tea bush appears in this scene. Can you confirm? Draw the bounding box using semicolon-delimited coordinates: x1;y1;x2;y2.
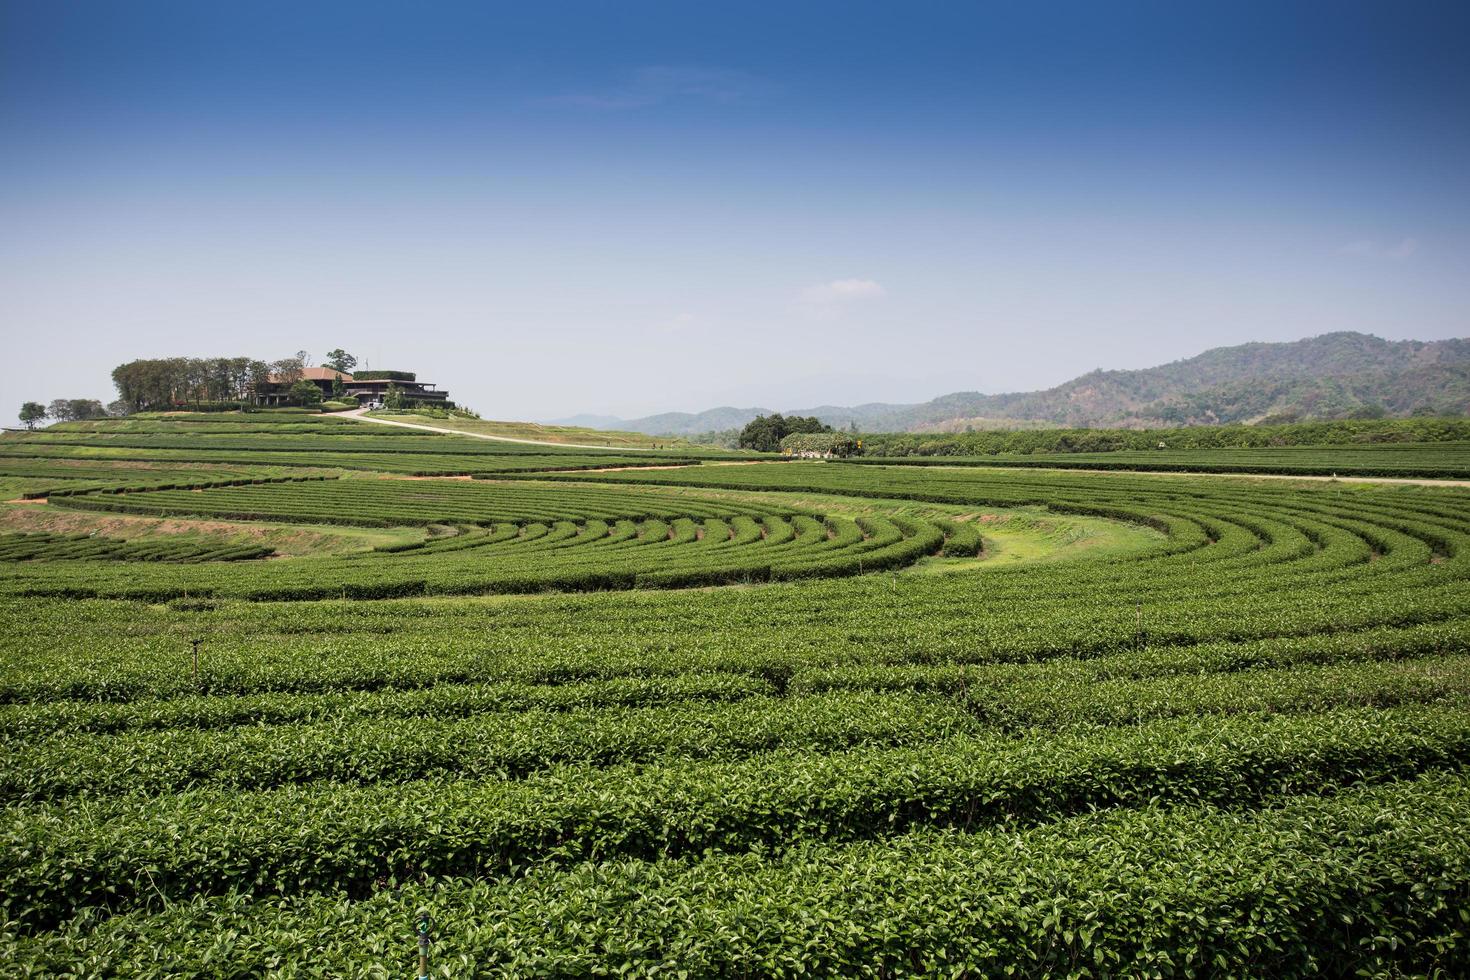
3;435;1469;971
8;657;1468;802
0;479;964;599
3;705;1466;927
0;532;271;564
6;451;1462;607
7;775;1464;977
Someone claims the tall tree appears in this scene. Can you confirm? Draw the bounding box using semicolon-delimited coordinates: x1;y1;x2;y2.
324;349;357;373
738;414;786;452
18;402;46;429
785;415;831;435
247;360;272;396
270;357;304;385
47;399;74;422
737;413;833;452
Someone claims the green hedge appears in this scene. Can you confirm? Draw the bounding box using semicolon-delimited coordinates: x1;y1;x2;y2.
349;370;415;382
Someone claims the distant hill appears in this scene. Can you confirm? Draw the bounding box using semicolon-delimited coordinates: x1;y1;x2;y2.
550;406;779;436
554;333;1470;434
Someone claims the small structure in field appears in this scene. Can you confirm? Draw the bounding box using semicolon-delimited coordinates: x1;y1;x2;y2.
780;432;863;459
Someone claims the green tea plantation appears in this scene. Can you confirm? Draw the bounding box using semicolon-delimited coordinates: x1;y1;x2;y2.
1;413;1468;977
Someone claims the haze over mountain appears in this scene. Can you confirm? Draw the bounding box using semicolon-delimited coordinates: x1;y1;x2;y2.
553;333;1470;435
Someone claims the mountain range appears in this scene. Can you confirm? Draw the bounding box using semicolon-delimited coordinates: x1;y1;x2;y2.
552;332;1470;435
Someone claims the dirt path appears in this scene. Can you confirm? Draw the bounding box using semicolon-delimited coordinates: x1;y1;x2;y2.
339;408;663;451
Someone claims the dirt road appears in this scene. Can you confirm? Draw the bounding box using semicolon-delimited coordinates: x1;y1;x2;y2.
339;408;661;451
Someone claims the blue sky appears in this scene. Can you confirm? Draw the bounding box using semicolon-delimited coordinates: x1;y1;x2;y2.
2;1;1468;420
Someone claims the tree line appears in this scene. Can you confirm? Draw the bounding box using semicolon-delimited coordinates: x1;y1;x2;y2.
110;356;283;412
15;349;366;428
16;399;117;429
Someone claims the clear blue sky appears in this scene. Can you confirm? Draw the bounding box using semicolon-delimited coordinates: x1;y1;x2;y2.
3;1;1468;420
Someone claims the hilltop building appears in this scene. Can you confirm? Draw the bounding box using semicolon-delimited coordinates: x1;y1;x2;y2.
254;367;452;407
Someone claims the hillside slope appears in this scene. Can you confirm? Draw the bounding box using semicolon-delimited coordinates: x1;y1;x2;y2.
566;333;1470;434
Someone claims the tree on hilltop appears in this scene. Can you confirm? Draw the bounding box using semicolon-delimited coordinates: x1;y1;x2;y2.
324;349;357;373
18;402;46;429
44;399;106;422
110;357;265;410
270;357;304;385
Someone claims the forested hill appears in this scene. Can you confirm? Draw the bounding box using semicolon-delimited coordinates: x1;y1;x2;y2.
568;333;1470;434
915;332;1470;431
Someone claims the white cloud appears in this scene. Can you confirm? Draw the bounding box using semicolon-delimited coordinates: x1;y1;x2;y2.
798;278;887;315
1338;237;1419;261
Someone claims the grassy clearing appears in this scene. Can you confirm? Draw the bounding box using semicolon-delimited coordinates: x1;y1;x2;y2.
904;506;1161;572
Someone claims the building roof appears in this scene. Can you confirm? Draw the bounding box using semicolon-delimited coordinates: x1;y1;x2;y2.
301;366;353;382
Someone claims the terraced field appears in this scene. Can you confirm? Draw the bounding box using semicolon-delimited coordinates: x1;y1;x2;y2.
2;478;959;599
1;414;1469;975
0;413;743;479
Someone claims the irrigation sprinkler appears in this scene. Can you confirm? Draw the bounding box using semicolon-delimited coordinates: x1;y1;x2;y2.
190;639;201;682
415;908;433;979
